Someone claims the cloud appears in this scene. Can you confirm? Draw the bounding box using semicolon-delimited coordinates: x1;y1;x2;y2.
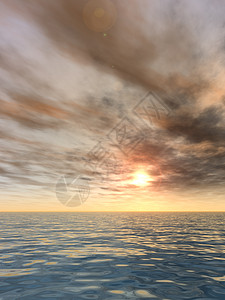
0;0;225;210
15;0;212;96
163;104;225;144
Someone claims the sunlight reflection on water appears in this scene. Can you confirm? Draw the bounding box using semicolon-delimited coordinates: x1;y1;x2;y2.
0;212;225;299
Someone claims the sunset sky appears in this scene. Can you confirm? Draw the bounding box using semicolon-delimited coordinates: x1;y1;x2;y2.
0;0;225;211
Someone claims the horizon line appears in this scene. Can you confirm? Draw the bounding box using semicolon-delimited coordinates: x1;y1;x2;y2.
1;211;225;213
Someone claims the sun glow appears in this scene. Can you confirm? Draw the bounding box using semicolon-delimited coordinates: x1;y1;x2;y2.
131;171;152;186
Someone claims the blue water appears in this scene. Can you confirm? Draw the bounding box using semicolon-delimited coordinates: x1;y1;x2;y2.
0;212;225;299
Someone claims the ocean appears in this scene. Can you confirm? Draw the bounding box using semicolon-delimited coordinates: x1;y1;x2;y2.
0;212;225;299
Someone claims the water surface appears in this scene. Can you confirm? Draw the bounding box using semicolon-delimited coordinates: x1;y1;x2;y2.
0;212;225;299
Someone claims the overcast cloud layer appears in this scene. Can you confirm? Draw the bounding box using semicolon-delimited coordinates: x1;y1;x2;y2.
0;0;225;211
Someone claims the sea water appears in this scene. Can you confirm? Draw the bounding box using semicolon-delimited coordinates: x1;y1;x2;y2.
0;212;225;299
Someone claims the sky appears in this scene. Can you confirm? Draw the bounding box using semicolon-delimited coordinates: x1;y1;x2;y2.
0;0;225;212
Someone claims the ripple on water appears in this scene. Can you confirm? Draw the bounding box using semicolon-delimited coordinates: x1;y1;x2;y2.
0;212;225;299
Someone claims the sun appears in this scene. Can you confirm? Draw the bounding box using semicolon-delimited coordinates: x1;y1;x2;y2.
131;170;152;186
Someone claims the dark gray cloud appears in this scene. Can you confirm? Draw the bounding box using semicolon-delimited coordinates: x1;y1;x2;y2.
164;104;225;144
